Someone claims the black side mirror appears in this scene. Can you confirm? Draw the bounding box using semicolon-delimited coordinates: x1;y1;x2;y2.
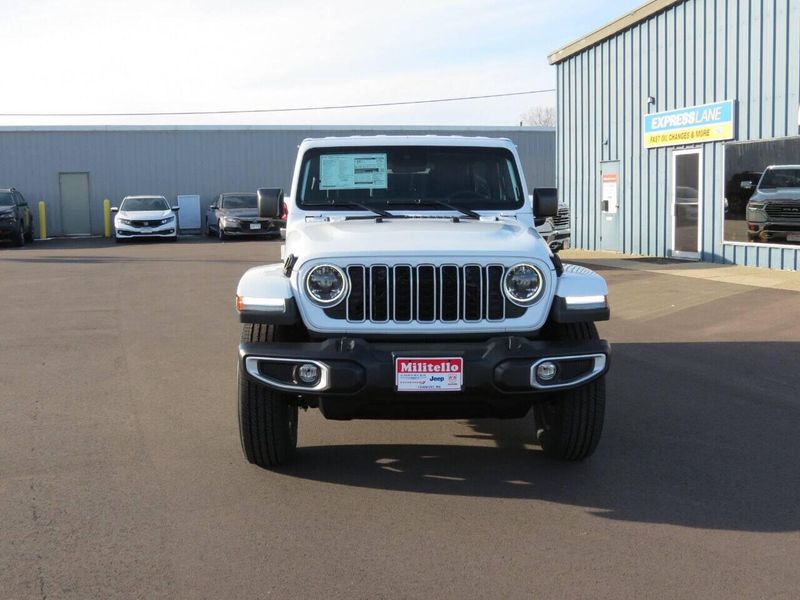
171;206;180;211
209;204;217;210
257;188;283;219
533;188;558;219
110;207;119;213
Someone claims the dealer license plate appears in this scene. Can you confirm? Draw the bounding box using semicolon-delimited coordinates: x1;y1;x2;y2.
395;357;463;392
787;233;800;242
140;228;153;234
250;223;262;230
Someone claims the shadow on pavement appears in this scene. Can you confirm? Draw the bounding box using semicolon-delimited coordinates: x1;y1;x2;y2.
281;341;800;533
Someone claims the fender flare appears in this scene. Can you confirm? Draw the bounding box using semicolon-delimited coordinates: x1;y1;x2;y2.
235;264;298;325
550;264;610;323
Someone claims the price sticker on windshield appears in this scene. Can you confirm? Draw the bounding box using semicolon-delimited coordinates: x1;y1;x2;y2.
320;153;388;190
395;357;463;392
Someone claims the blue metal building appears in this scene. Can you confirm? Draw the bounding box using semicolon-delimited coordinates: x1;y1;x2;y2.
550;0;800;270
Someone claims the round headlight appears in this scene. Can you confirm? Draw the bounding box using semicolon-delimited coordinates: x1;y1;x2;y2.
305;264;348;306
503;263;544;306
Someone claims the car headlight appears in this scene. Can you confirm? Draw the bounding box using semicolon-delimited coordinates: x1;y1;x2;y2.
117;218;132;226
221;217;239;226
305;264;348;306
0;214;15;222
503;263;544;306
161;216;175;225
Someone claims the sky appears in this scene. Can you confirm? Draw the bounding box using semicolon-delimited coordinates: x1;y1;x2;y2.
0;0;644;127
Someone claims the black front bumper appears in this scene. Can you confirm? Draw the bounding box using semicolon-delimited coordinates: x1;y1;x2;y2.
239;336;610;420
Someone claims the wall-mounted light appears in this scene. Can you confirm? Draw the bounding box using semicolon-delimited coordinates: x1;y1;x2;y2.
647;96;656;105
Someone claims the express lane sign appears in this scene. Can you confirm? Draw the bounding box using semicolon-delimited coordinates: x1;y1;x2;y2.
644;100;735;149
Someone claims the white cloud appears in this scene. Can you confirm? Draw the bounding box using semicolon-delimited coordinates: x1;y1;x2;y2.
0;0;640;125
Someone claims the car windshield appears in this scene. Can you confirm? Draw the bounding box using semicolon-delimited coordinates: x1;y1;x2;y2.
0;192;14;207
759;168;800;189
221;194;257;209
122;197;169;212
297;146;524;211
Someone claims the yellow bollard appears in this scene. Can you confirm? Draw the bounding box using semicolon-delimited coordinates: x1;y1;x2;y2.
38;200;47;240
103;199;111;238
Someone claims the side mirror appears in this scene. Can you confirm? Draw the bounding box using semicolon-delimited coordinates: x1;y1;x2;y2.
257;188;283;219
209;204;217;210
740;181;754;190
110;207;119;213
171;206;180;211
533;188;558;219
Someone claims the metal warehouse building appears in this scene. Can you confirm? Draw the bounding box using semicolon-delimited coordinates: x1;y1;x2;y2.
0;125;554;238
550;0;800;270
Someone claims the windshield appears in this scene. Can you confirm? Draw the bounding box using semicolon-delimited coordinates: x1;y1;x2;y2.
759;168;800;189
0;192;13;207
297;146;524;211
221;194;257;209
121;197;169;212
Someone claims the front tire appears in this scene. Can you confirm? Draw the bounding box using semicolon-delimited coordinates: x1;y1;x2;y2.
217;221;226;241
12;226;24;247
24;225;34;243
533;322;605;461
238;323;303;468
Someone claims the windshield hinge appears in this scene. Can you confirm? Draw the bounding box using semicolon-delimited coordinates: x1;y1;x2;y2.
283;254;298;277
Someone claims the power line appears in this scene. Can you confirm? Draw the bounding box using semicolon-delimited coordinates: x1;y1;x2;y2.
0;88;555;117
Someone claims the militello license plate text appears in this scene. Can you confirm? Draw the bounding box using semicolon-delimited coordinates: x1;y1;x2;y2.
395;357;463;392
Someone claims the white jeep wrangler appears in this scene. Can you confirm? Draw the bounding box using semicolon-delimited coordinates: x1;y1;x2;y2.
236;136;610;467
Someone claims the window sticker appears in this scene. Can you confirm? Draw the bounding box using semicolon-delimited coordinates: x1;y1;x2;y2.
320;154;388;190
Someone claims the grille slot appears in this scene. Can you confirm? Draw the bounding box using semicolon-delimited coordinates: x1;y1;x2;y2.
553;206;570;228
338;264;516;323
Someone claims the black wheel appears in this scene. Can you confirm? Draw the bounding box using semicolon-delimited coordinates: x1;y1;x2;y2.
217;221;226;241
11;226;24;247
24;224;34;243
205;218;213;237
533;322;605;461
238;323;305;468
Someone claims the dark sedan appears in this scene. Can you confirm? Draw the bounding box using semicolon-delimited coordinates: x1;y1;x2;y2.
205;193;285;240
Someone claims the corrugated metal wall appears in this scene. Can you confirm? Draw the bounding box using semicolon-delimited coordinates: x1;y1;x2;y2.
0;126;555;237
556;0;800;270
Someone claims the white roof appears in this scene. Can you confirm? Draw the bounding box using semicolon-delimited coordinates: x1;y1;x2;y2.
299;135;516;151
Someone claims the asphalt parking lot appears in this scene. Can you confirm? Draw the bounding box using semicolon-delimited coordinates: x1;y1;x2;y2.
2;238;799;599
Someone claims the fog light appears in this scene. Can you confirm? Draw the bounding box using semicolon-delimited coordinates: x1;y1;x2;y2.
295;363;320;385
536;361;558;381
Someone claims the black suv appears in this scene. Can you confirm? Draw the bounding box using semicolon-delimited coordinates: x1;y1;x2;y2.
0;188;34;247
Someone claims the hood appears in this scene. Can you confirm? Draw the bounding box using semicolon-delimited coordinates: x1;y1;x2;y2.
752;188;800;202
118;209;173;220
286;217;547;262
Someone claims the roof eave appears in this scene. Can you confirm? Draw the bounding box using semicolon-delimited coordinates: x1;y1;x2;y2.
548;0;683;65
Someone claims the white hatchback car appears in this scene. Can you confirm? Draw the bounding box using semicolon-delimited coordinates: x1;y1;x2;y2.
112;196;179;242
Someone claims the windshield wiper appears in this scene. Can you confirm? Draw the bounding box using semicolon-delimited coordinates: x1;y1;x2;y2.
304;200;396;218
386;198;480;219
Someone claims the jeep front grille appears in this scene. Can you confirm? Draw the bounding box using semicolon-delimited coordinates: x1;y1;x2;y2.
324;264;525;323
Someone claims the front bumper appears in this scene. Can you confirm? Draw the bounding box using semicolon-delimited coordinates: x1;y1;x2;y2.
221;218;284;236
239;335;610;419
0;222;20;238
116;224;177;238
747;221;800;242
